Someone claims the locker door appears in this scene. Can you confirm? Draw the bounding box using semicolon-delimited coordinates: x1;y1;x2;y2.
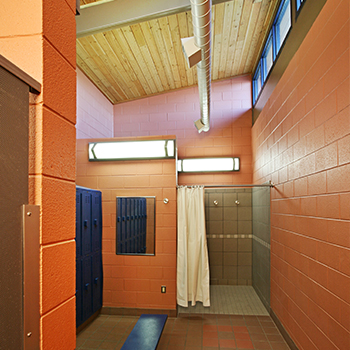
82;192;92;256
135;198;140;253
76;259;83;327
92;252;103;314
126;198;131;253
76;190;82;259
82;256;93;322
91;191;102;253
130;198;135;253
142;198;146;253
117;197;122;253
121;198;126;253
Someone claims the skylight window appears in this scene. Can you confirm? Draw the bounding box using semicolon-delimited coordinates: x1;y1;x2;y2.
274;0;291;55
296;0;305;11
262;32;274;82
253;64;262;105
252;0;292;106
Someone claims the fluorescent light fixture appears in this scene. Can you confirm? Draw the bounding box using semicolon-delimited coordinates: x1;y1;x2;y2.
89;139;176;161
178;157;240;172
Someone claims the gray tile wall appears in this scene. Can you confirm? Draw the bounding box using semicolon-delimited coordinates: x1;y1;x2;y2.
205;189;253;286
252;187;271;311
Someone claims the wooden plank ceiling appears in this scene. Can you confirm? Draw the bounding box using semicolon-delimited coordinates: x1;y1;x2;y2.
77;0;279;104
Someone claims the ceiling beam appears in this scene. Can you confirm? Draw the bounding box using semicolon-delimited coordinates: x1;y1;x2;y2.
76;0;230;38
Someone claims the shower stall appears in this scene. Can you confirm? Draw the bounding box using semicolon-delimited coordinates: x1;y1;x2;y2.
178;183;271;315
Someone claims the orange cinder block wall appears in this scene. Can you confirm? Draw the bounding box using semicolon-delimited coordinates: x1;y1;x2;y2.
252;0;349;349
76;136;177;311
0;1;77;349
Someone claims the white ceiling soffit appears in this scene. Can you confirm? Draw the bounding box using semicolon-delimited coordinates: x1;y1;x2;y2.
76;0;229;38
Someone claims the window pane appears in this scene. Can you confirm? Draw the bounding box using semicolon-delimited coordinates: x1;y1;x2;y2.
257;69;262;92
263;35;273;80
253;64;262;104
296;0;304;11
277;0;291;49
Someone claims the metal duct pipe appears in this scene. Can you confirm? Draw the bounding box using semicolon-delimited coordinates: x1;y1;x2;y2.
190;0;212;133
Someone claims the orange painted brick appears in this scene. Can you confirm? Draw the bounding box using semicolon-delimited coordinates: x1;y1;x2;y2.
42;107;76;180
0;1;42;37
339;246;350;277
300;197;317;216
76;176;98;189
42;40;76;124
306;125;325;154
150;254;176;268
299;110;315;139
305;80;324;115
41;297;75;350
43;0;76;68
307;172;327;195
104;278;123;291
325;106;350;146
41;177;75;244
317;194;340;219
317;240;340;271
308;259;327;287
328;268;350;304
111;266;137;279
336;76;350;113
327;163;350;193
338;134;350;166
125;279;151;292
137;266;163;280
293;137;307;162
340;193;350;220
0;36;43;84
324;50;349;97
41;241;75;314
328;316;350;350
327;220;350;248
315;142;338;172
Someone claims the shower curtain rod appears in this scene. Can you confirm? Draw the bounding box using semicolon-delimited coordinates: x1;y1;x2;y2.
177;181;274;189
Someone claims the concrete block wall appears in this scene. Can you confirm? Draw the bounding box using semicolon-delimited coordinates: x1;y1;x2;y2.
0;1;77;349
77;68;114;139
76;136;177;313
252;0;349;349
114;75;253;186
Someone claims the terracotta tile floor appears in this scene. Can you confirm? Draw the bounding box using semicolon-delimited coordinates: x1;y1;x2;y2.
76;314;291;350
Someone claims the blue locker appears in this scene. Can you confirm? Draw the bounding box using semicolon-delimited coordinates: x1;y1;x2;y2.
121;198;126;253
76;186;103;329
117;197;122;253
126;198;131;253
141;198;146;253
130;198;135;253
82;192;92;256
92;191;102;252
76;191;82;259
135;198;140;253
76;259;82;327
82;256;93;322
92;252;103;314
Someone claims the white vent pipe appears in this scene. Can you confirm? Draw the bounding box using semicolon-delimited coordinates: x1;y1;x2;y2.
190;0;212;133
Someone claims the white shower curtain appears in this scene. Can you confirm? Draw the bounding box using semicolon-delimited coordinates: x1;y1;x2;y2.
177;186;210;307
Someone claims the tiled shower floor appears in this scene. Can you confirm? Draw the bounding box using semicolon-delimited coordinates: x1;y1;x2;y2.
76;286;291;350
178;285;269;316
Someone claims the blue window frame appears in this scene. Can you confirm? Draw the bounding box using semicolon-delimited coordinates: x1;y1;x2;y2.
252;0;292;106
296;0;305;11
261;31;274;83
274;0;292;55
253;63;262;105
